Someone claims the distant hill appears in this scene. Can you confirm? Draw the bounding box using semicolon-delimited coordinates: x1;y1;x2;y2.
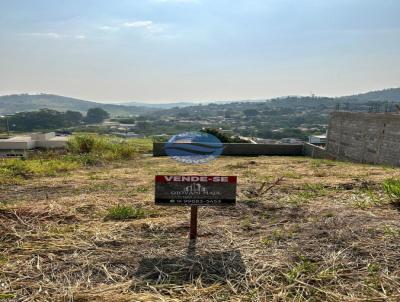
0;94;153;116
124;87;400;110
339;88;400;103
121;101;238;109
1;88;399;117
121;101;197;109
142;87;400;117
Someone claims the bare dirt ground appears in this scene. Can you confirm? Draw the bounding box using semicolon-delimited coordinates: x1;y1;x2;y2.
1;156;400;301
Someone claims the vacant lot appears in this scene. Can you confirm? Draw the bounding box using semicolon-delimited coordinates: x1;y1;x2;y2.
1;155;400;301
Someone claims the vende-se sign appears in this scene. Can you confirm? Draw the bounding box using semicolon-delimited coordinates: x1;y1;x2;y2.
155;175;237;206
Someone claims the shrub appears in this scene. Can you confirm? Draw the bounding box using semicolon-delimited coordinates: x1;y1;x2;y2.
116;143;136;159
0;135;151;183
68;135;137;161
130;138;153;154
105;205;148;221
73;154;104;166
28;159;79;175
67;135;96;154
0;159;32;179
383;179;400;202
200;128;250;143
286;257;317;283
0;158;79;180
0;293;16;299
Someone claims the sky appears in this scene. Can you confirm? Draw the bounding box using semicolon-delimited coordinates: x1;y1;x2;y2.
0;0;399;103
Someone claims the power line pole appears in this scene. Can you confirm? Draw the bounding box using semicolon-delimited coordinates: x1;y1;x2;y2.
5;117;9;137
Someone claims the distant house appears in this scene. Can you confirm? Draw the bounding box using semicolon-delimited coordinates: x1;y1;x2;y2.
118;124;136;129
253;138;279;144
103;121;120;127
112;132;143;138
280;138;303;144
308;134;327;146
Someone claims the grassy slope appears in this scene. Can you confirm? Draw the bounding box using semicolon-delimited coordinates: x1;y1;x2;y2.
1;155;400;301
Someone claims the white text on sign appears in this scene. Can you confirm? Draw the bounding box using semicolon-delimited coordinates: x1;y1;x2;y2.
164;176;229;182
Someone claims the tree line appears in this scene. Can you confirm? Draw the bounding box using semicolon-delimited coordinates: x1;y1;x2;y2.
1;108;110;132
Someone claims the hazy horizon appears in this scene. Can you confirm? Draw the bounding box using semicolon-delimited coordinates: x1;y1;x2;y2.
1;86;399;105
1;0;400;103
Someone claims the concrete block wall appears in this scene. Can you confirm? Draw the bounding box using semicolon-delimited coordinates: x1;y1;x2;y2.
31;132;56;141
0;133;69;150
35;139;69;149
302;142;335;160
153;142;304;157
0;140;33;150
326;112;400;166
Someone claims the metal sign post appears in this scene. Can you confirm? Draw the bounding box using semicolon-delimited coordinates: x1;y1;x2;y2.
189;206;198;240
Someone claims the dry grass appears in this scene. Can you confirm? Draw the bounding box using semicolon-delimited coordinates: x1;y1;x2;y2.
1;156;400;301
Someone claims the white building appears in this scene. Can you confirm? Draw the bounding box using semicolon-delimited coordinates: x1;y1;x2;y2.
0;132;69;151
308;134;327;145
280;138;303;144
253;138;279;144
112;132;142;138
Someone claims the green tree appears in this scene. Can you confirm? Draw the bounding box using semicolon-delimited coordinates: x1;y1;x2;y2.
200;128;249;143
5;109;83;131
64;111;83;126
85;108;110;124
